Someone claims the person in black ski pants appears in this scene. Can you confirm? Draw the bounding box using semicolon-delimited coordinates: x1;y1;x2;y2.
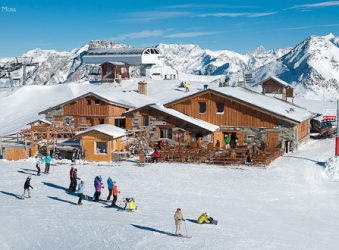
21;176;33;199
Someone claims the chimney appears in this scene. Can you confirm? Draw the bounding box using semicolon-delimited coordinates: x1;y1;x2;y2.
138;81;147;95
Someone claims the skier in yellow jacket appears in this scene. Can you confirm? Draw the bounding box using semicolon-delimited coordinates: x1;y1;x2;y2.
197;212;213;224
174;208;185;235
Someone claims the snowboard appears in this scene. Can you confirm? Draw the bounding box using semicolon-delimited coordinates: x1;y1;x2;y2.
211;220;218;225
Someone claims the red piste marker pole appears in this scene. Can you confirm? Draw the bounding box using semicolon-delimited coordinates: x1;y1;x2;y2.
336;100;339;157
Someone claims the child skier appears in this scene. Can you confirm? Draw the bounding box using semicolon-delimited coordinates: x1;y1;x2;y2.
111;181;120;207
35;157;42;176
107;177;113;201
174;208;185;236
21;176;33;199
77;180;84;205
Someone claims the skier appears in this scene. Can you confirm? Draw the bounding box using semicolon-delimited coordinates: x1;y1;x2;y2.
224;135;231;151
197;212;214;224
174;208;185;236
43;153;52;174
77;180;84;205
35;157;42;176
107;177;114;201
21;176;33;199
94;176;103;202
71;168;79;192
69;167;74;190
111;181;120;207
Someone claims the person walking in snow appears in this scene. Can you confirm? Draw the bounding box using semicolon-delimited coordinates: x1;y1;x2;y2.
69;167;75;190
21;176;33;199
35;157;42;176
111;181;120;207
71;168;79;192
43;153;52;174
174;208;185;236
94;176;103;202
107;177;114;201
77;180;84;205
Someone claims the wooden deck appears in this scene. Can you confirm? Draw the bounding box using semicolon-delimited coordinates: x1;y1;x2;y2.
158;145;283;167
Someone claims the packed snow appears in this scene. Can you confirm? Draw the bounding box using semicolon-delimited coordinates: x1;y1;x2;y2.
0;138;338;249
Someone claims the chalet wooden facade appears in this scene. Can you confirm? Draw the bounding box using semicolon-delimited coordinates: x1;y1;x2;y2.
76;124;126;162
124;104;218;146
261;76;294;102
164;87;313;152
39;92;133;132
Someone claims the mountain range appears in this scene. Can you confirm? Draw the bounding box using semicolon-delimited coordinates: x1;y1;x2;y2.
0;34;338;99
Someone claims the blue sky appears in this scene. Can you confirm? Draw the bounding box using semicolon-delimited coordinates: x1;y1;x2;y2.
0;0;339;57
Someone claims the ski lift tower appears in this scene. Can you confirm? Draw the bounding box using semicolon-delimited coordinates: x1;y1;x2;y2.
15;57;39;85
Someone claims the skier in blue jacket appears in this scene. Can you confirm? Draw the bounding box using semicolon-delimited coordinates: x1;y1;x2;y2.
107;177;114;201
43;153;52;174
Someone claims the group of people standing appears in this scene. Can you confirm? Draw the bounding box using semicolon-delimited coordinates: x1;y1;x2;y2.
68;171;120;207
35;154;53;176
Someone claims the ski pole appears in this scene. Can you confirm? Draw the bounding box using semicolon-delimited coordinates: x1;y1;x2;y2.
184;220;188;236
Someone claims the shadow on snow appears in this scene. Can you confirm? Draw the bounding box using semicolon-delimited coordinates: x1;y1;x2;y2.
0;191;22;199
47;196;77;205
131;224;177;236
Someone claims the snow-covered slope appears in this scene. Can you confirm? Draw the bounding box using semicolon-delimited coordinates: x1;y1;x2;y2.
0;138;338;249
253;33;339;99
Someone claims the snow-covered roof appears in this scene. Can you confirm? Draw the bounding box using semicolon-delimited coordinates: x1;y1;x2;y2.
261;76;294;88
128;104;219;132
38;91;156;115
100;61;126;66
76;124;126;138
150;104;219;132
27;119;52;125
86;48;160;55
166;87;314;123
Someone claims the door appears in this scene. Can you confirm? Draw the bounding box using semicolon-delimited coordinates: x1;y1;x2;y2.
266;131;279;148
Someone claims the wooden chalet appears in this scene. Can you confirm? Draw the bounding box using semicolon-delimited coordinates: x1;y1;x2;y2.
164;87;314;153
38;92;134;133
261;76;294;102
76;124;126;162
124;104;219;145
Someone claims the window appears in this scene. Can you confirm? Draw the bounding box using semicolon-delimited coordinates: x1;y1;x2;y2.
99;118;105;124
216;102;224;113
115;118;126;128
143;116;149;126
96;141;107;154
94;99;100;105
199;102;207;114
121;67;126;74
160;128;172;139
87;99;91;105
